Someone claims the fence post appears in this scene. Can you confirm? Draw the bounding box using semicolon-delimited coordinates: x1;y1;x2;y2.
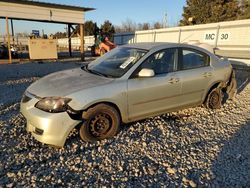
178;29;182;43
153;31;156;42
215;25;220;48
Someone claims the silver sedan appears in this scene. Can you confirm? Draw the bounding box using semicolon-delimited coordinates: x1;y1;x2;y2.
20;43;236;147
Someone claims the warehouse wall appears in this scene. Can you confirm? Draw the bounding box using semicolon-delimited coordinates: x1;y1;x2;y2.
57;36;95;50
0;36;95;51
114;19;250;60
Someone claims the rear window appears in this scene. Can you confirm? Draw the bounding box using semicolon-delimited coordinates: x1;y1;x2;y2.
180;48;210;70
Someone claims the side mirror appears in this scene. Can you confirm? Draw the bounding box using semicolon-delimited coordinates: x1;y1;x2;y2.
138;68;155;78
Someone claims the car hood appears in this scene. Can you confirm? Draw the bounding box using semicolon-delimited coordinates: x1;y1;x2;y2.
27;67;114;97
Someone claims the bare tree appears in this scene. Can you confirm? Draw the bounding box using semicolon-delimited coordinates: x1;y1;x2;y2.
116;18;170;33
114;26;123;33
137;23;143;30
153;22;163;29
121;18;137;32
137;23;150;30
16;32;30;37
142;23;150;30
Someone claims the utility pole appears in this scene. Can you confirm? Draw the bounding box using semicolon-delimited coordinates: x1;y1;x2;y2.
163;12;168;28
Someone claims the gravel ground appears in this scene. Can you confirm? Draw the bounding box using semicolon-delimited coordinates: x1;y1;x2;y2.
0;62;249;187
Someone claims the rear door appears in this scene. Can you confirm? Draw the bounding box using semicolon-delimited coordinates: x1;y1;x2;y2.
177;48;213;106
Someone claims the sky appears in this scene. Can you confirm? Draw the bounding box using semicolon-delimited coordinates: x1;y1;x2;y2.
0;0;186;36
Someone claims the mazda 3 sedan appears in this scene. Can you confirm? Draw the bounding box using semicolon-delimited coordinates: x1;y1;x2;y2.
20;43;236;147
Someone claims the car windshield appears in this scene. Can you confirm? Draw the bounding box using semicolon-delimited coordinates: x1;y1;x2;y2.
84;47;148;78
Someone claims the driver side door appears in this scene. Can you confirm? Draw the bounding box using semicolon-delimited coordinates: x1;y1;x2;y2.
127;48;182;121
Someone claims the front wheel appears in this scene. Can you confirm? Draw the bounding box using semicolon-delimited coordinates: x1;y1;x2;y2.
80;104;120;142
204;87;223;109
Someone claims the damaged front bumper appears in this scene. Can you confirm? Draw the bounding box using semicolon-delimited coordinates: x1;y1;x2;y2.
20;92;81;147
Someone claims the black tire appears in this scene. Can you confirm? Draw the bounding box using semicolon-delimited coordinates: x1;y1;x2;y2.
80;104;120;142
204;87;223;109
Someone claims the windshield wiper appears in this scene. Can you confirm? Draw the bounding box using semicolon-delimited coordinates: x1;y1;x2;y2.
89;69;108;77
81;65;88;71
82;65;112;78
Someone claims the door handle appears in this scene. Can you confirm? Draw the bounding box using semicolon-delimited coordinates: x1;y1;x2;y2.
168;78;180;84
203;72;212;77
175;78;180;83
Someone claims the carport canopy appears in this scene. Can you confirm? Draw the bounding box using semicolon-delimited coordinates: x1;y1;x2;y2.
0;0;95;63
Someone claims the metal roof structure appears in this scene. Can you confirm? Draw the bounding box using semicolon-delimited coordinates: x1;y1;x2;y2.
0;0;94;63
0;0;94;12
0;0;95;24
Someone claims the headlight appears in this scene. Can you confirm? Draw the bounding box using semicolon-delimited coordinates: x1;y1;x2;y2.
35;97;72;113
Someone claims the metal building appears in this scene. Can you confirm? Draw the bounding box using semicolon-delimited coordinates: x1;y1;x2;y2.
0;0;94;63
114;19;250;65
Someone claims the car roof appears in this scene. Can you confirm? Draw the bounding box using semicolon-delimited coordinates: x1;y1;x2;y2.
121;42;177;50
121;42;213;55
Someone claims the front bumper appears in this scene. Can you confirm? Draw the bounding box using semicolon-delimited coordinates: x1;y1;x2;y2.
20;94;81;147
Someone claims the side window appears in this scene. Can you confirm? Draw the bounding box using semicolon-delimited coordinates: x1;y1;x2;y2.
180;49;210;70
140;48;177;75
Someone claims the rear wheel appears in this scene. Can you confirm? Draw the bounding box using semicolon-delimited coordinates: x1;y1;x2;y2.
80;104;120;142
204;87;223;109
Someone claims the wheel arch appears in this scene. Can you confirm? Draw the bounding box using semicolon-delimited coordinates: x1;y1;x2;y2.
82;101;124;123
203;81;224;103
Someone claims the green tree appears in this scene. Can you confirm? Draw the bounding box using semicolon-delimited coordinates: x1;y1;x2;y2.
84;21;99;36
101;20;115;37
180;0;240;25
73;21;98;37
180;0;211;25
239;0;250;19
209;0;239;23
